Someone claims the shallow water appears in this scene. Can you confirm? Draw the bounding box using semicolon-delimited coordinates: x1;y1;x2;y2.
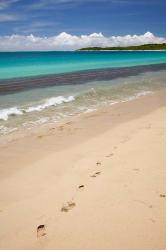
1;68;166;135
0;51;166;136
1;51;166;80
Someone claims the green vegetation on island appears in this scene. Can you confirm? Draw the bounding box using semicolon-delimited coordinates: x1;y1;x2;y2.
78;43;166;51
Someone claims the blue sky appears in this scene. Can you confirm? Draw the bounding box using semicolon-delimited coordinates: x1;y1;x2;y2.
0;0;166;37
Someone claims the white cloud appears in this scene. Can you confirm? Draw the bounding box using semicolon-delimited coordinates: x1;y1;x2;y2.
13;21;58;34
0;0;21;10
0;31;165;51
0;13;19;21
28;0;154;10
29;0;106;10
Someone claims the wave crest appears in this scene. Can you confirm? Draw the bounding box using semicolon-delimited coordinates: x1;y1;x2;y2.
0;95;75;121
0;107;23;121
26;96;75;112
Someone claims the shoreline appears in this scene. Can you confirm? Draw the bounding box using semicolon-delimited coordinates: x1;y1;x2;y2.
0;88;166;156
1;89;166;249
79;49;166;51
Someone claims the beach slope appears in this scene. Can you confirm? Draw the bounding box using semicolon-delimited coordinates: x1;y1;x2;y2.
0;91;166;250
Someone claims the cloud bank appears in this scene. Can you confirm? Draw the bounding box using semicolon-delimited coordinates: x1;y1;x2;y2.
0;31;165;51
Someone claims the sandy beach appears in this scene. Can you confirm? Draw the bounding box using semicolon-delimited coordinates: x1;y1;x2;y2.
0;89;166;250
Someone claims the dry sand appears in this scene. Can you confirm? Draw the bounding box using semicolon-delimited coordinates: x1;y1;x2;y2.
0;90;166;250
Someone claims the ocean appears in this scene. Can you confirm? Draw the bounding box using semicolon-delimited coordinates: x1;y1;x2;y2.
0;51;166;136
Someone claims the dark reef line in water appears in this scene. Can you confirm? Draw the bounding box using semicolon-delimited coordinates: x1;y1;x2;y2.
0;63;166;95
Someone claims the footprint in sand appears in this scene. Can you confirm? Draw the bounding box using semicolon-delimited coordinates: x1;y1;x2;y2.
58;125;64;131
78;185;85;190
90;172;101;178
37;225;46;238
49;127;55;131
66;121;72;125
61;201;76;212
37;135;43;139
150;218;155;223
120;136;130;144
146;124;152;129
106;153;114;158
160;194;166;198
133;168;140;172
90;174;97;178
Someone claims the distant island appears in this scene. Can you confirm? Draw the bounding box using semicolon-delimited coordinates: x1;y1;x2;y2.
78;43;166;51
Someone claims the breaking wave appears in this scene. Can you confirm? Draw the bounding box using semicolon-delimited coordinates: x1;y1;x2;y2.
0;107;23;121
0;95;75;121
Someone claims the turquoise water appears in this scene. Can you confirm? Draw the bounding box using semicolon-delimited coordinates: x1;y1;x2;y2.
0;51;166;136
0;51;166;79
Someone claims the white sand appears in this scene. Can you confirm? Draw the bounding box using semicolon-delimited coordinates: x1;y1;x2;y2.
0;90;166;250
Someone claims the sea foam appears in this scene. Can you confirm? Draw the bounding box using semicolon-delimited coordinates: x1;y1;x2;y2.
0;95;75;121
0;107;23;121
0;125;17;134
26;96;75;112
